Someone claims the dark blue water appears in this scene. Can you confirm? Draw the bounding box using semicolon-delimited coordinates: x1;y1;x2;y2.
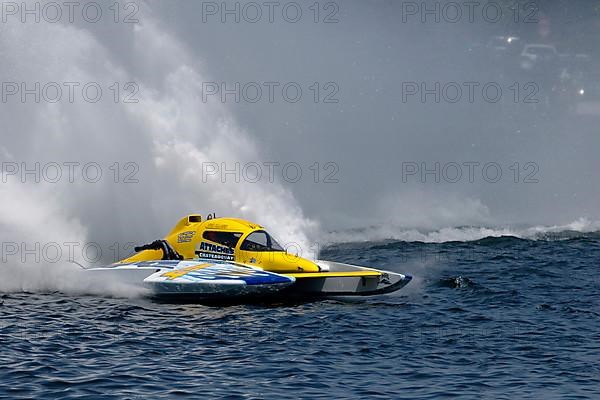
1;234;599;399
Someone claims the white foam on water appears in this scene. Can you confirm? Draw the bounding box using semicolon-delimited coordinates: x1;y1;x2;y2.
0;2;317;295
323;217;600;244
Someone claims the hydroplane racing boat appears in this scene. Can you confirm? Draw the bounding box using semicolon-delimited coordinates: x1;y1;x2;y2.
86;214;412;300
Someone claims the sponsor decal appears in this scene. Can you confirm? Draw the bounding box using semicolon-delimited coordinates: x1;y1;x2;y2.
206;223;228;229
177;231;195;243
161;263;210;280
195;241;235;261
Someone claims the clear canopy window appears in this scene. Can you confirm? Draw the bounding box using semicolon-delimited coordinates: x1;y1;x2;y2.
240;231;284;252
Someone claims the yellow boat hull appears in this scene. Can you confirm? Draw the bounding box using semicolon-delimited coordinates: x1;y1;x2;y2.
94;214;412;299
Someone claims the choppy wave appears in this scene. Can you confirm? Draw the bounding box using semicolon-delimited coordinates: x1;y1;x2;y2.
322;217;600;244
3;235;600;398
